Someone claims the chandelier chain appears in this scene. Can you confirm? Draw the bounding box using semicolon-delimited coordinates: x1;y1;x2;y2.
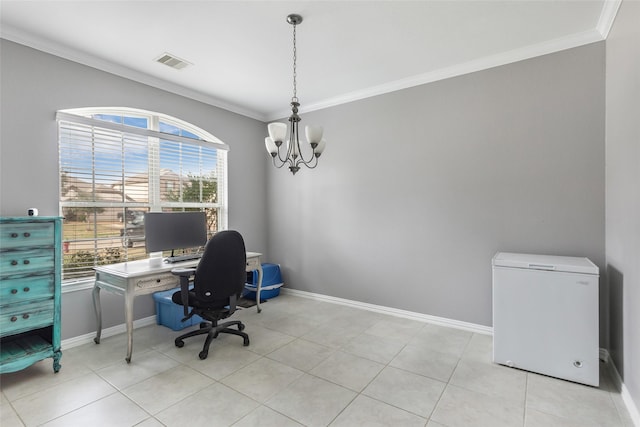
292;22;297;102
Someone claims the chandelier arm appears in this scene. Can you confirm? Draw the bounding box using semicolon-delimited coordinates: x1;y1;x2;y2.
272;156;288;169
299;152;319;169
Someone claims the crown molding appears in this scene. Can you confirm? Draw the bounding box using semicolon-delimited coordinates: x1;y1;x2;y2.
597;0;623;39
2;19;609;125
267;28;604;121
0;24;267;122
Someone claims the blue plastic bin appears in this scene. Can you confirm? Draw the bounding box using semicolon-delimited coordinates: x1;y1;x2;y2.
153;287;204;331
244;263;283;300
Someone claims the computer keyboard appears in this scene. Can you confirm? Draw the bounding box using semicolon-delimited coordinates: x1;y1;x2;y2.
164;253;203;263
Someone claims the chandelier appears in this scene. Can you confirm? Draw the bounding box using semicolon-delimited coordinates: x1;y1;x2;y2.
264;14;326;175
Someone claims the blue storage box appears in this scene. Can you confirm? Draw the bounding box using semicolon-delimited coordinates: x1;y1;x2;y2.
244;263;283;300
153;287;204;331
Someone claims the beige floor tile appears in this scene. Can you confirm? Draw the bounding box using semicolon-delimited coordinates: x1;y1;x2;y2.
340;332;407;364
431;384;525;427
40;392;149;427
302;322;363;349
330;394;427;427
185;344;262;380
0;355;91;401
461;332;494;362
2;294;633;427
449;357;527;406
310;350;385;392
10;372;116;427
364;317;426;343
122;365;214;414
0;401;24;427
266;373;357;427
233;405;304;426
135;418;165;427
96;349;180;390
267;338;335;372
221;357;303;403
410;324;472;357
526;372;623;427
241;324;296;355
155;382;259;426
362;366;445;418
390;343;460;382
525;407;601;427
260;313;327;337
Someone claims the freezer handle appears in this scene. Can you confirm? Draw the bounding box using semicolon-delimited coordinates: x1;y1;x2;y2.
528;263;556;271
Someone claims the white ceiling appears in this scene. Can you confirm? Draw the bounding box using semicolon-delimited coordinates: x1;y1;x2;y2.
0;1;619;121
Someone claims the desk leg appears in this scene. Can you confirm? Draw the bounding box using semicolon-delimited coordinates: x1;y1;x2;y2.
92;285;102;344
255;264;263;313
124;290;135;363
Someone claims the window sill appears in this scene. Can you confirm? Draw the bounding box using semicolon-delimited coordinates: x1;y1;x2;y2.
62;278;95;293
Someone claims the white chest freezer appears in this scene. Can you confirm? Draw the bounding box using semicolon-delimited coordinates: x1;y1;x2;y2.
492;252;599;386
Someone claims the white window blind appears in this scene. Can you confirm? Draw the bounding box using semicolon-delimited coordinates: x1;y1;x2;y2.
57;110;228;282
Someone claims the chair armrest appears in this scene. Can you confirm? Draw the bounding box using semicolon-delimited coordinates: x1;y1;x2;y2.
171;267;196;277
171;268;196;317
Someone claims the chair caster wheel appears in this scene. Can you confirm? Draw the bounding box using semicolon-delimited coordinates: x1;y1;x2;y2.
199;351;208;360
175;339;184;348
238;323;245;331
243;337;250;346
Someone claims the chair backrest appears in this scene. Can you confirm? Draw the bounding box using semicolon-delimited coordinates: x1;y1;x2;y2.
193;230;246;306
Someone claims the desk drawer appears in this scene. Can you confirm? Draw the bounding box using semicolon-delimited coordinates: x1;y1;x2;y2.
0;300;54;338
0;248;54;277
0;275;54;303
246;257;261;271
0;222;54;250
135;273;178;292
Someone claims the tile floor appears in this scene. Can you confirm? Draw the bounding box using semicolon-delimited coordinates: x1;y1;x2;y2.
0;293;635;427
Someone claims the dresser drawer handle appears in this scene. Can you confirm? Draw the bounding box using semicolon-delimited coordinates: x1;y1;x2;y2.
10;233;18;238
23;260;30;265
11;260;18;266
11;289;18;294
22;314;30;319
23;232;31;238
157;279;161;283
24;287;30;292
10;316;17;322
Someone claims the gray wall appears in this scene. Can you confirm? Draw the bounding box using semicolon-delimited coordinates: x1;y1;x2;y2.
267;43;606;334
0;40;268;339
605;0;640;414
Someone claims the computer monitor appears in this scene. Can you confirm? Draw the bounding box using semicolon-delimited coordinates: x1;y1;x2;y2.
144;211;207;253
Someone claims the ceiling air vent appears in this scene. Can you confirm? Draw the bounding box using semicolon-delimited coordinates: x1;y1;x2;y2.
155;53;191;70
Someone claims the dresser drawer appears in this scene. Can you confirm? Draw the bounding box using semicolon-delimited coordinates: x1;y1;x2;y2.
0;222;54;250
0;248;55;277
0;275;55;303
0;300;54;338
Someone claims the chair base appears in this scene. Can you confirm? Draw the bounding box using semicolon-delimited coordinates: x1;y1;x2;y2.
174;319;249;360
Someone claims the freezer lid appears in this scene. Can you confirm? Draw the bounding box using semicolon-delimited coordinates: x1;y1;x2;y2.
492;252;599;275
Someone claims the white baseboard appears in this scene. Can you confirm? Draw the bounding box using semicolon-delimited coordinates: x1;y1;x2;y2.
61;315;157;349
280;288;493;335
601;349;640;426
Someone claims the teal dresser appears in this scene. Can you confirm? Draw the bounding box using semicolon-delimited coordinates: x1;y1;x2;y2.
0;217;62;373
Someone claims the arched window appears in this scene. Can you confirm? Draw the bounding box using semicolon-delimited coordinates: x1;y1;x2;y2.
57;107;228;282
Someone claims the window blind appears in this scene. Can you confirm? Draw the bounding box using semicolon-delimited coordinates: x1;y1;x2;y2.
58;112;227;281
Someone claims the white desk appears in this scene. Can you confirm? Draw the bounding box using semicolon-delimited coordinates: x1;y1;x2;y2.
93;252;262;363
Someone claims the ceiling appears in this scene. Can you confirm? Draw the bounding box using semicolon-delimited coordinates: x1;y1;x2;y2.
0;1;619;121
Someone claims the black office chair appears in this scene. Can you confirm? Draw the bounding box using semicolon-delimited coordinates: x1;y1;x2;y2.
170;230;249;360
